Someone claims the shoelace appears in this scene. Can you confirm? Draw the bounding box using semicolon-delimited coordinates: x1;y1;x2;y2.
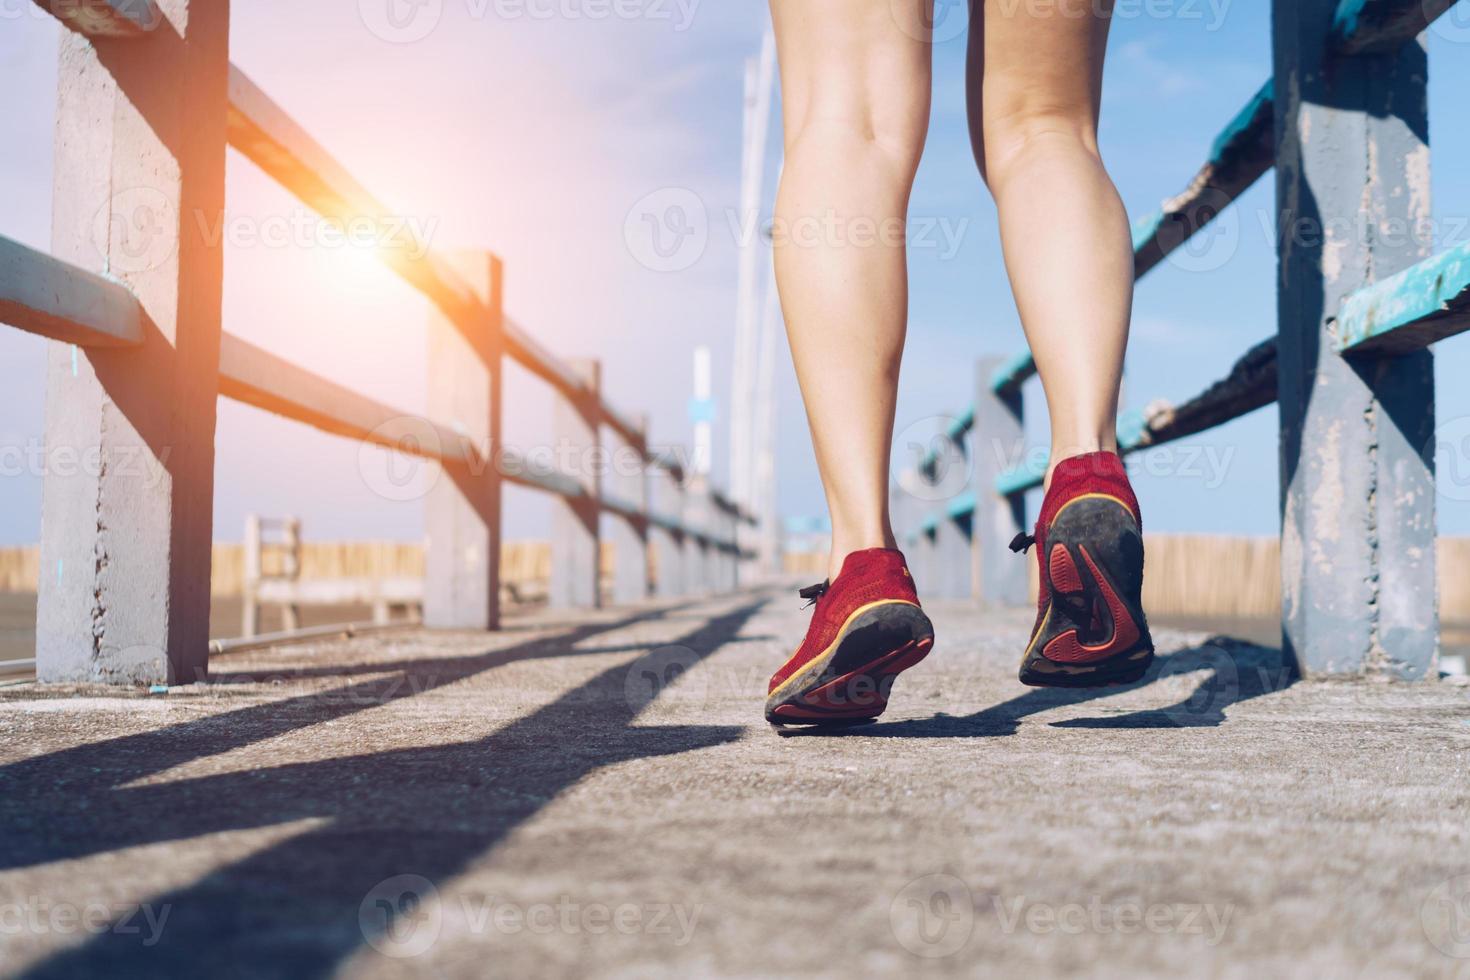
798;581;829;609
1009;532;1036;554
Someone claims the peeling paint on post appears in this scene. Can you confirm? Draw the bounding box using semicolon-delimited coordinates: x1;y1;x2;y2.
37;1;230;684
550;359;602;609
425;252;503;630
974;356;1028;607
1273;0;1437;679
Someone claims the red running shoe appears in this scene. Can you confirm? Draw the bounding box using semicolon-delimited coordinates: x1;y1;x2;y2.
765;548;934;726
1011;451;1154;688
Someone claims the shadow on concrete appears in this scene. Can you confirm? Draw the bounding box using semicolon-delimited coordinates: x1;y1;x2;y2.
203;601;714;685
1;599;764;978
786;637;1292;739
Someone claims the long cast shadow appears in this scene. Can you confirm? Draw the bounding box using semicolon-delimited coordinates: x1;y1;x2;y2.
1;598;704;865
783;637;1292;739
4;599;765;978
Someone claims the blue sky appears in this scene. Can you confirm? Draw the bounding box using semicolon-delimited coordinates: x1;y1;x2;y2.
2;1;1470;545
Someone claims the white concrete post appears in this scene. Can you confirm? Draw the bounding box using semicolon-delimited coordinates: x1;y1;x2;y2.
425;252;504;630
682;479;712;595
717;507;739;592
606;417;650;604
241;514;261;639
281;516;301;632
932;508;973;600
974;357;1029;607
649;469;685;597
37;1;231;683
550;359;602;609
1273;0;1437;678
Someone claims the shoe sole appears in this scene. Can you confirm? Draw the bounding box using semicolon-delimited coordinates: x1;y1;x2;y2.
1019;494;1154;689
765;600;934;727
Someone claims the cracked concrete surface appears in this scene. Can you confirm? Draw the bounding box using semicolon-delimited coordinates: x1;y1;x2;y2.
1;588;1468;978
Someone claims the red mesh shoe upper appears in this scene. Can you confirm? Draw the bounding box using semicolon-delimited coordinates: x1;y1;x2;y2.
769;548;920;694
1030;451;1141;639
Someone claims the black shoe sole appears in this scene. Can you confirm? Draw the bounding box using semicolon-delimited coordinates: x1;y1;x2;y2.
1019;494;1154;688
766;601;934;727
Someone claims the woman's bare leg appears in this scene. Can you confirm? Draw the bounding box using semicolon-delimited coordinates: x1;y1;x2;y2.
967;0;1131;484
769;0;931;579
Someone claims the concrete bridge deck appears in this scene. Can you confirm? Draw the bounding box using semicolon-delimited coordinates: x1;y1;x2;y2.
2;590;1469;978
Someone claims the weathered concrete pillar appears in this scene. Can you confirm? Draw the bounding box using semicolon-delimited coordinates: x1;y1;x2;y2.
687;538;710;596
890;476;914;570
37;1;231;684
550;359;602;609
933;507;973;600
425;252;503;629
649;469;685;597
241;514;261;638
280;516;301;632
910;519;937;596
605;418;651;605
1273;0;1437;678
974;357;1028;607
682;481;712;595
714;505;738;592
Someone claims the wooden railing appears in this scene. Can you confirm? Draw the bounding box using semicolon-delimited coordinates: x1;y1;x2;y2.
0;0;751;685
897;0;1466;681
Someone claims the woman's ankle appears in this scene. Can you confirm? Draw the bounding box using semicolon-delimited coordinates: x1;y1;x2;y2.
827;533;898;581
1044;436;1118;490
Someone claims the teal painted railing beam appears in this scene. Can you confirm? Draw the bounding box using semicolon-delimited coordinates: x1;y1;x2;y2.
0;235;146;348
990;336;1278;501
989;350;1037;396
916;404;979;474
992;79;1276;401
1333;241;1470;354
984;0;1455;399
31;0;162;36
1131;79;1276;282
946;491;977;522
992;411;1148;498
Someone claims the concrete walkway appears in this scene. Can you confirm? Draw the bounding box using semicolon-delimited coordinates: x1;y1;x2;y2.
2;589;1468;978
